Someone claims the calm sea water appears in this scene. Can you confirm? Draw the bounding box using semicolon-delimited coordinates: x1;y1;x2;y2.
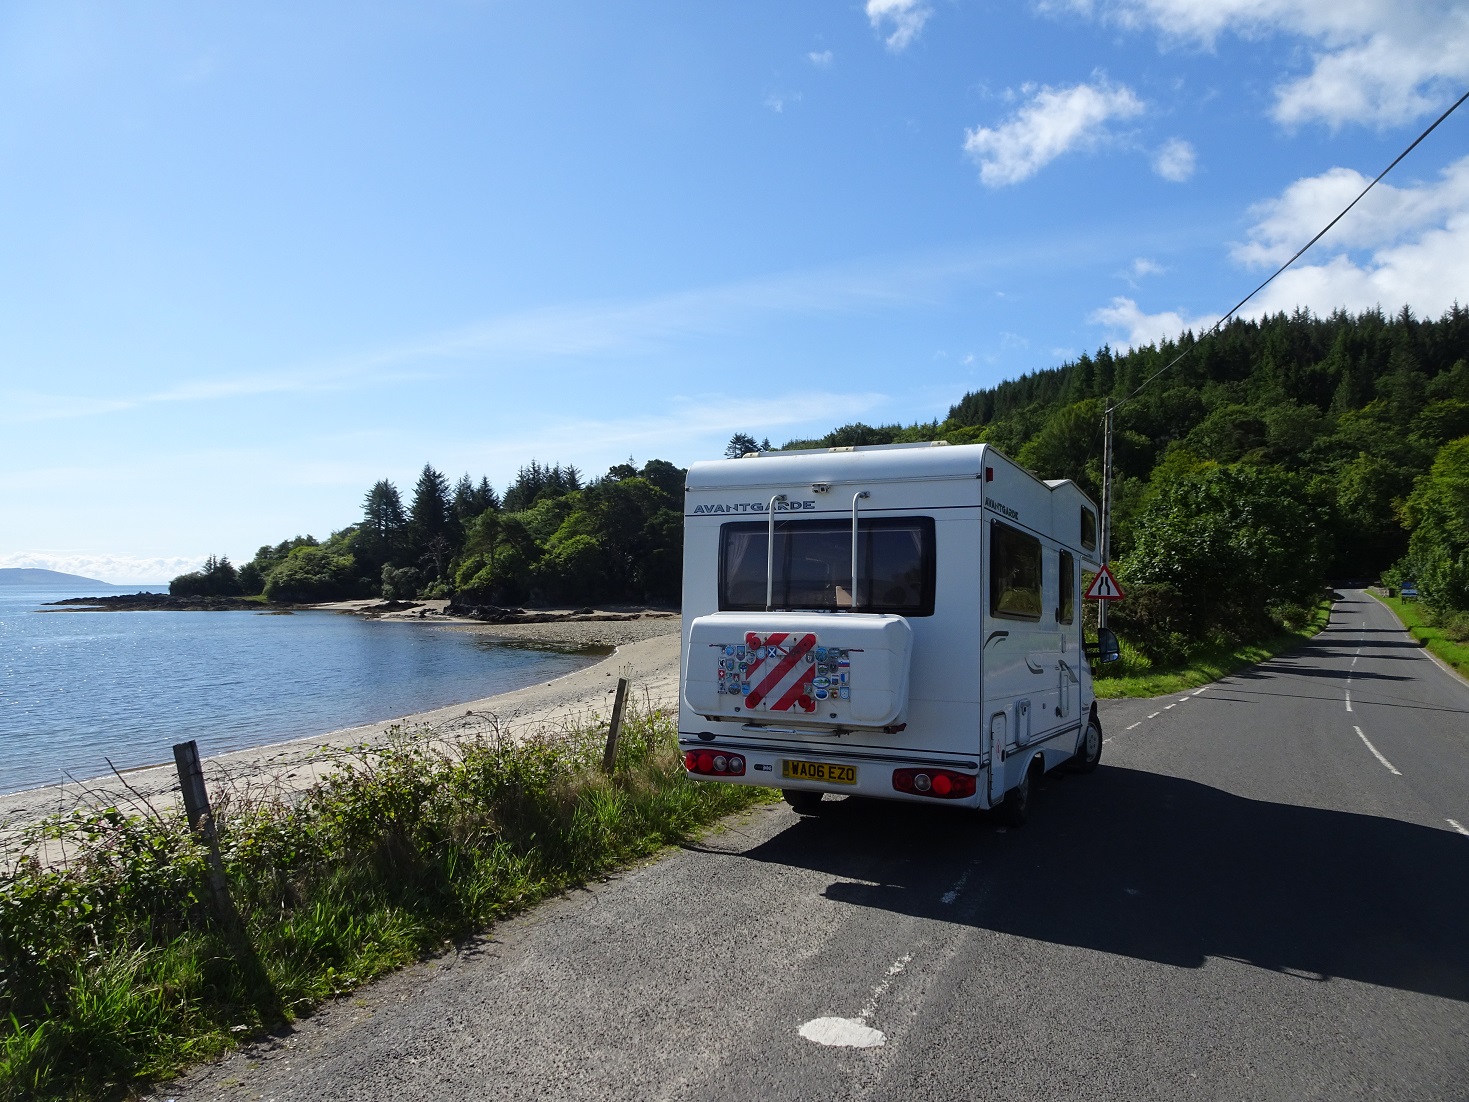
0;585;604;795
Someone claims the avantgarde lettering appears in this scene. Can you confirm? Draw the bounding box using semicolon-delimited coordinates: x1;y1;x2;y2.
691;500;819;515
984;496;1020;521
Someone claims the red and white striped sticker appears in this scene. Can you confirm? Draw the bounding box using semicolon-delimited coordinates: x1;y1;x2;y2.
743;631;817;713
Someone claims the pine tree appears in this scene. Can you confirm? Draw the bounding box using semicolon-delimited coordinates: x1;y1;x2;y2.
359;480;408;572
409;465;453;577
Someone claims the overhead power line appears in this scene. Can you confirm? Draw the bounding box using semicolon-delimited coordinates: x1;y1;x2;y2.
1114;86;1469;413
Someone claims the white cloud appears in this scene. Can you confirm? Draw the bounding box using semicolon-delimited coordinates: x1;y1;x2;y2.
1094;154;1469;348
1090;296;1221;350
0;551;193;584
866;0;932;51
1130;257;1166;277
1048;0;1469;129
1236;156;1469;316
808;50;833;68
1232;156;1469;265
963;79;1145;186
1151;137;1196;181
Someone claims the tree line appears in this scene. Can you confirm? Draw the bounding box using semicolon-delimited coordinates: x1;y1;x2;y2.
171;458;686;607
175;305;1469;648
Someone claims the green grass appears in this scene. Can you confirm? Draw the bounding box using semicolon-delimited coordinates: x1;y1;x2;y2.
1093;599;1334;698
0;707;775;1101
1367;592;1469;678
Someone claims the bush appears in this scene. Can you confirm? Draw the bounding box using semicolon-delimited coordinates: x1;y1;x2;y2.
0;710;771;1100
169;555;242;598
262;546;357;603
1116;464;1330;660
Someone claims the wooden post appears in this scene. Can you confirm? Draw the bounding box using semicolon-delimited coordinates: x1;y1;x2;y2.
173;740;235;920
172;739;287;1025
602;677;630;773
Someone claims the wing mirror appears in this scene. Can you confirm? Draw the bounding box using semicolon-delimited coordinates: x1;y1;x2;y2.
1086;627;1121;663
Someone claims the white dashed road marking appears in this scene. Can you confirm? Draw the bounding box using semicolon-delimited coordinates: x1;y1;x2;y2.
1125;722;1141;730
800;954;912;1049
1354;726;1401;776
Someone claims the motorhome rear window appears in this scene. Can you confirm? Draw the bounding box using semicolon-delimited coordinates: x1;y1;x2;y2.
1081;507;1097;551
990;521;1042;621
719;517;936;616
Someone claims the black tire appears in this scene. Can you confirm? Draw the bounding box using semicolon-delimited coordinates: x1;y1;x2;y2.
1073;718;1103;773
782;789;823;815
999;763;1032;827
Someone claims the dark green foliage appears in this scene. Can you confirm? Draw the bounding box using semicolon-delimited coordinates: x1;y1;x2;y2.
357;480;409;575
261;546;356;603
0;711;770;1101
408;465;454;580
1393;437;1469;611
501;461;582;512
456;459;686;607
1114;465;1331;659
169;555;242;598
380;565;419;602
724;432;759;458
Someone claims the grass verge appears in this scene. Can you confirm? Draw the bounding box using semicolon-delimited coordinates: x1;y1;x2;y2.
0;707;774;1102
1367;592;1469;678
1093;599;1334;698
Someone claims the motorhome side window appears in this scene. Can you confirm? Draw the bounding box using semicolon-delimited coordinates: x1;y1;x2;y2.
1081;507;1097;551
990;521;1042;621
1059;550;1075;625
719;517;936;616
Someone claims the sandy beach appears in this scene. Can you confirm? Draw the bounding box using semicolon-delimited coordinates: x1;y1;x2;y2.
1;615;682;845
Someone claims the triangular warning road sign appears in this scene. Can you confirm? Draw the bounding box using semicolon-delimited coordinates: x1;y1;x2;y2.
1085;564;1126;601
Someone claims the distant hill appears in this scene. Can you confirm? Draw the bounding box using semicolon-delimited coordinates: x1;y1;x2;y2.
0;568;163;588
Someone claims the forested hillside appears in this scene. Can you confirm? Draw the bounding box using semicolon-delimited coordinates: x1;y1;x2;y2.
174;305;1469;658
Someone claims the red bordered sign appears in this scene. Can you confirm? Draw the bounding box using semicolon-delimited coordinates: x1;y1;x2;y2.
1085;564;1126;601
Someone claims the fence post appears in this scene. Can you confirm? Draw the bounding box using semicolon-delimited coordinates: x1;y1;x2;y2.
173;740;235;921
602;677;630;773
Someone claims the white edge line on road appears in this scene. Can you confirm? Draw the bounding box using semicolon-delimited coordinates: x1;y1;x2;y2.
1125;722;1141;730
1354;725;1401;776
1364;589;1469;687
1447;819;1469;837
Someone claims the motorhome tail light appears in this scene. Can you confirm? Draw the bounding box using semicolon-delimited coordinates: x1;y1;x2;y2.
684;750;746;777
892;768;975;799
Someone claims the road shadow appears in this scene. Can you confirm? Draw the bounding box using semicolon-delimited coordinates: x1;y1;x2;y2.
735;767;1469;1003
1232;664;1413;682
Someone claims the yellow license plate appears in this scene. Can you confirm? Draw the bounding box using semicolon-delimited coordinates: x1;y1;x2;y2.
781;760;857;785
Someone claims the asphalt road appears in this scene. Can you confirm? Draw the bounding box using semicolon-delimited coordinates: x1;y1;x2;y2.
154;590;1469;1102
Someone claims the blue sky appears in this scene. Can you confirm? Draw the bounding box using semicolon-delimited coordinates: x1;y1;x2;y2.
2;0;1466;582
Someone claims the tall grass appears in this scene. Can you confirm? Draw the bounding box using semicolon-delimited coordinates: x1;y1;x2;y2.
0;707;772;1101
1093;598;1333;698
1370;593;1469;677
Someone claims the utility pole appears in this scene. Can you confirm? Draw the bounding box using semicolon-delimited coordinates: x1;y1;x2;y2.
1100;404;1114;629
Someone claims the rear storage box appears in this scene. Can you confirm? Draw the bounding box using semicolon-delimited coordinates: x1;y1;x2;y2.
684;612;913;730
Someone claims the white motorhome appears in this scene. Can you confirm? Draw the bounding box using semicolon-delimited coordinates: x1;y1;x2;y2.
677;441;1113;824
